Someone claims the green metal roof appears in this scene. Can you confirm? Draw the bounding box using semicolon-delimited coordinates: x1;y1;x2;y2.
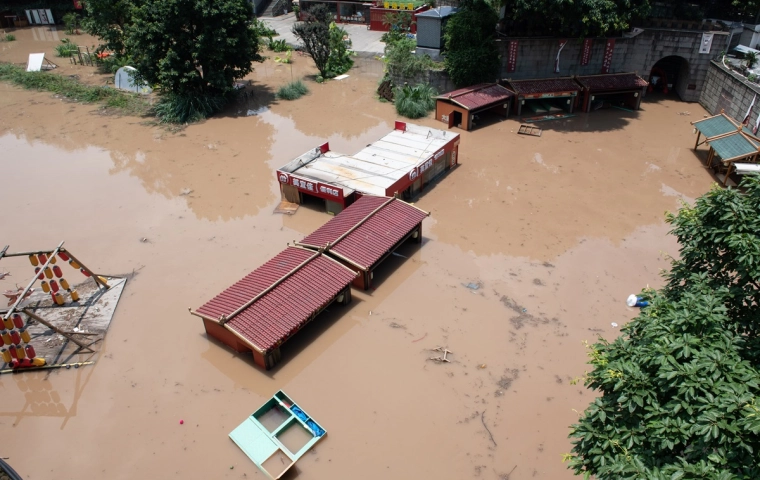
708;132;759;161
693;114;738;138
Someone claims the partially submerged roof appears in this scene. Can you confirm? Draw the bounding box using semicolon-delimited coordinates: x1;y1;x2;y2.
503;77;580;96
707;131;760;162
692;112;760;141
575;73;648;92
436;83;513;111
194;246;356;352
297;195;429;270
278;123;458;197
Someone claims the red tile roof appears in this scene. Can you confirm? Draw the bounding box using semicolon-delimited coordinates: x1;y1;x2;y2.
195;247;356;351
504;77;581;96
576;73;648;92
297;196;429;270
436;83;513;111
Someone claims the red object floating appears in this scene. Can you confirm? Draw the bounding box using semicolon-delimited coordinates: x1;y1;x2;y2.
58;251;70;261
8;345;17;359
12;314;24;329
10;331;20;345
80;268;91;277
179;420;184;425
35;267;43;280
53;265;63;278
50;292;57;303
38;253;47;264
25;345;36;359
50;280;60;293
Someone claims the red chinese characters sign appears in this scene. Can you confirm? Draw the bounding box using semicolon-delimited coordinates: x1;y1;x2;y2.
601;39;615;73
506;41;518;73
277;172;344;200
581;39;592;66
408;148;446;182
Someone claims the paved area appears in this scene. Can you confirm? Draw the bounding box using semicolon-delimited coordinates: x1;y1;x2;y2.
262;13;386;55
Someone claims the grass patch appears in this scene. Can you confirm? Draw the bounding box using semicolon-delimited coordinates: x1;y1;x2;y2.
394;83;436;119
0;63;149;116
276;80;309;100
268;38;290;52
54;39;79;58
4;34;16;42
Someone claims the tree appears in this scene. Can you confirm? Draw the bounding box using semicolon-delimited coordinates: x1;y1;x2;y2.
125;0;262;121
443;0;500;88
292;5;332;78
567;178;760;479
324;22;354;78
81;0;136;54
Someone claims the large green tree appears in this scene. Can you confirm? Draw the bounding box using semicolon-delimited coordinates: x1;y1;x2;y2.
443;0;500;88
292;5;332;78
567;179;760;479
81;0;136;54
125;0;262;98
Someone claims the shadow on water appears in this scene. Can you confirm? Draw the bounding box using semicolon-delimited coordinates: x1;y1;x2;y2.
216;83;278;119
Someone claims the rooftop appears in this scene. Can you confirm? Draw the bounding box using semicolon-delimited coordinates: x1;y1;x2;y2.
278;123;458;196
708;131;760;162
436;83;513;111
194;247;356;352
416;6;458;17
693;112;760;142
503;77;580;96
575;73;649;92
297;195;429;270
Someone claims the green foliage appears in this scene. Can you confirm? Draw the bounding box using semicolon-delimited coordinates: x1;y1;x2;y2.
443;0;499;88
324;22;354;78
292;5;332;78
125;0;263;120
499;0;650;38
268;38;290;52
81;0;135;54
62;12;79;34
0;63;148;115
394;83;436;119
98;54;132;74
276;80;309;100
4;34;16;42
274;51;293;64
250;17;278;41
380;12;414;44
153;92;227;123
54;38;79;58
567;178;760;480
384;37;441;79
746;51;759;69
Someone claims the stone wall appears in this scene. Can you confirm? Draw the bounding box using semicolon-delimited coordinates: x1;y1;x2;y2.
390;69;455;94
699;60;760;122
497;29;730;102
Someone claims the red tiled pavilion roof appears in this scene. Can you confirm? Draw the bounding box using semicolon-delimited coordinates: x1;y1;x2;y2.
194;247;356;352
436;83;513;111
576;73;648;92
297;196;429;270
504;77;581;96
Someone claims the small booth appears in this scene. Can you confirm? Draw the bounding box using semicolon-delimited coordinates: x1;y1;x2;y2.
276;122;460;214
296;195;429;289
191;246;357;370
576;73;648;112
415;7;458;60
434;83;513;131
692;112;760;186
502;77;581;116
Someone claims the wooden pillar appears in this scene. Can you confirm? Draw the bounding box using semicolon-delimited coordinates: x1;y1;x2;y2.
694;130;700;151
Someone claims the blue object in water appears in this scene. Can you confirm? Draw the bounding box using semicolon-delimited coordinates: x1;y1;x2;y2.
627;294;650;308
291;406;325;437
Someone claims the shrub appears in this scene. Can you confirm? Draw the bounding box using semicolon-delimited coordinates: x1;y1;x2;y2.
4;34;16;42
98;54;132;74
268;38;290;52
54;39;79;58
276;80;309;100
250;17;278;39
62;12;78;35
384;37;441;79
153;92;227;123
325;22;354;78
394;83;436;119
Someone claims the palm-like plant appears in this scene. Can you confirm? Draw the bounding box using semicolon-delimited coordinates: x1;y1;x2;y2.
746;51;758;70
394;83;437;119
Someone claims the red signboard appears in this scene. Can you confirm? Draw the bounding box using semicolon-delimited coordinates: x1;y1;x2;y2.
277;172;344;201
506;40;519;73
554;39;568;73
408;148;446;183
601;39;615;74
581;39;592;66
523;91;577;99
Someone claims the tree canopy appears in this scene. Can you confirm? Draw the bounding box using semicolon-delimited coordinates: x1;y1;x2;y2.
292;5;353;80
81;0;136;54
443;0;500;88
567;178;760;479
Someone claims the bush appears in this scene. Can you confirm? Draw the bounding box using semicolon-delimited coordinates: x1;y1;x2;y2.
4;34;16;42
268;38;290;52
324;22;354;78
276;80;309;100
250;17;278;39
153;92;228;123
98;54;132;74
62;12;78;35
394;83;436;119
384;37;441;78
54;39;79;58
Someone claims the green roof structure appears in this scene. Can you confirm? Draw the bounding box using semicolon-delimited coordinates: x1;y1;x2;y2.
708;132;760;162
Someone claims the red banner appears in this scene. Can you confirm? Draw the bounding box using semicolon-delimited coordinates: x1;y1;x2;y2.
506;40;518;73
581;39;592;66
554;39;568;73
277;172;344;200
601;39;615;73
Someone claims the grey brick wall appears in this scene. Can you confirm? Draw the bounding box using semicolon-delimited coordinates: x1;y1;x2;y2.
699;61;760;123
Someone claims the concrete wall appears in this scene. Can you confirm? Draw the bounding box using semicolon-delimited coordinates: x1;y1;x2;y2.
497;29;730;102
699;60;760;122
390;69;455;94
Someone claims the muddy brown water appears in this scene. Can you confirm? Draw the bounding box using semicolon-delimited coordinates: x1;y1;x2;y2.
0;27;715;480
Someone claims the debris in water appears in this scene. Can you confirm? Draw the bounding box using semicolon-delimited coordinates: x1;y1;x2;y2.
611;322;618;328
478;364;487;369
0;272;10;280
180;419;184;425
462;281;482;290
246;106;269;116
179;188;193;196
428;346;452;363
139;237;150;243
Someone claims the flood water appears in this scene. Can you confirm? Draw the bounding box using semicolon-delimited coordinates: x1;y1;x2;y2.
0;29;717;480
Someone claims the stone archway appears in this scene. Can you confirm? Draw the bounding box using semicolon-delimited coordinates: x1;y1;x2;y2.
648;55;690;99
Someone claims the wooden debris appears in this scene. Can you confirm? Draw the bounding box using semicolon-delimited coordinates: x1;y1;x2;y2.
517;124;542;137
481;410;497;447
377;79;394;102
